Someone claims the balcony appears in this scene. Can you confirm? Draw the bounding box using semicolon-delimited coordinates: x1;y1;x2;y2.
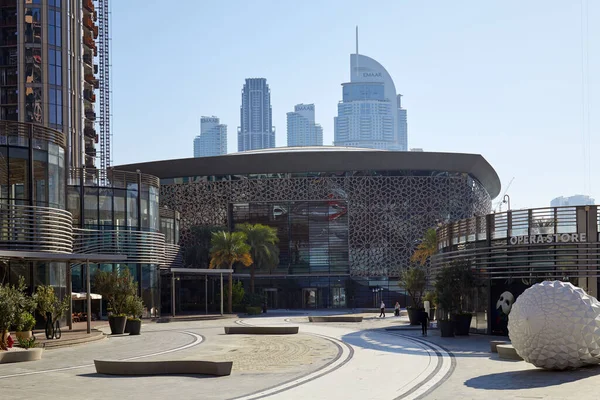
83;33;96;51
85;108;96;120
83;53;93;66
85;146;97;157
84;125;96;138
84;74;98;88
85;158;96;169
84;89;96;103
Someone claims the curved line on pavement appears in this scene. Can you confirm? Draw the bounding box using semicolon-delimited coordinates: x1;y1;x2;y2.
382;332;456;400
0;330;204;379
230;319;354;400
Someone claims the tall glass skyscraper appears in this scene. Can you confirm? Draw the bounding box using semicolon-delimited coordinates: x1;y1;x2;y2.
194;116;227;157
238;78;275;151
334;40;408;151
286;104;323;147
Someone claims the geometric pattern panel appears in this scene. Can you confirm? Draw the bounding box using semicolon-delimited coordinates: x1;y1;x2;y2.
508;281;600;370
160;174;491;277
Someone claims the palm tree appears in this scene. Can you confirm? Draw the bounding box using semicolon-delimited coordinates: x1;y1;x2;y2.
237;223;280;294
411;227;437;265
209;231;252;313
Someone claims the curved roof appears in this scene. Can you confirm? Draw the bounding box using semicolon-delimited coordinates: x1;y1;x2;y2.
116;148;501;199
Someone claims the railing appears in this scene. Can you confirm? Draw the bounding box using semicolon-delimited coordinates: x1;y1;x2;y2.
437;206;582;248
164;242;183;268
0;204;73;253
73;228;166;265
68;167;160;189
0;120;66;148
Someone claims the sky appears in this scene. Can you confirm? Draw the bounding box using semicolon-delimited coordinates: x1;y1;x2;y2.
110;0;599;211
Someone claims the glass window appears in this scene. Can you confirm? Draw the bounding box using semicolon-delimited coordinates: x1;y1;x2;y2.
99;188;113;228
84;187;98;228
149;186;159;231
113;189;126;228
33;149;47;206
127;186;138;228
0;147;8;201
67;186;80;227
8;147;29;203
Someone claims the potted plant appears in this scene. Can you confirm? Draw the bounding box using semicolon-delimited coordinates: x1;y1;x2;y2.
434;261;476;337
125;295;144;336
15;312;36;340
94;269;137;335
435;266;456;337
35;285;69;340
399;264;426;325
0;278;29;350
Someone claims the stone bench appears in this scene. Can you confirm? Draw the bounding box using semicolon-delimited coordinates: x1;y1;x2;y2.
497;344;523;361
308;316;363;323
0;348;44;364
223;326;299;335
94;360;233;376
490;340;510;353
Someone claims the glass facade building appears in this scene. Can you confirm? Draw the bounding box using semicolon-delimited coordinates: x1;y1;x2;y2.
193;116;227;158
238;78;275;152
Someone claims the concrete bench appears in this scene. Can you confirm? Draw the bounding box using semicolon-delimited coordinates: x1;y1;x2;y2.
94;360;233;376
490;340;510;353
0;348;43;364
308;316;363;323
497;344;523;361
224;326;299;335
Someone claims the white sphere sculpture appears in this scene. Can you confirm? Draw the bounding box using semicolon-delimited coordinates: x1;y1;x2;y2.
508;281;600;370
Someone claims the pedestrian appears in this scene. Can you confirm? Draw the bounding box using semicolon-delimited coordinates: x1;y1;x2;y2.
394;302;400;317
420;310;430;336
379;300;386;318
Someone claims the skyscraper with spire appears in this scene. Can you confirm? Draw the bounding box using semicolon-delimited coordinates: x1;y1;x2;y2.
334;27;408;150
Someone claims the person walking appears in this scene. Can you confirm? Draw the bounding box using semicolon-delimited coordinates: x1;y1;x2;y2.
379;301;386;318
394;302;400;317
420;310;430;336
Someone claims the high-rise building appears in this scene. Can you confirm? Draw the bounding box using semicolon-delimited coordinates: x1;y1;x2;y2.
334;28;407;151
194;116;227;157
0;0;108;170
238;78;275;152
286;104;323;147
550;195;595;207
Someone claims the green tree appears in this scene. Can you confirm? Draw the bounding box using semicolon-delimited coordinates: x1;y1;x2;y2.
411;227;438;265
236;223;280;294
35;285;69;324
0;277;29;350
93;268;137;316
399;265;427;308
209;231;252;314
434;261;475;320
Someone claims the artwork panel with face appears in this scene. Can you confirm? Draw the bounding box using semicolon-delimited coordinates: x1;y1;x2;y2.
496;291;514;315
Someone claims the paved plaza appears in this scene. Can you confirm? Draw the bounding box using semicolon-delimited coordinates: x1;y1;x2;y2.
1;311;599;399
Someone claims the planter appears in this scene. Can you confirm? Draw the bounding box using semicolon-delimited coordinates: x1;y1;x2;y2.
127;319;141;335
439;320;455;337
108;315;127;335
453;313;473;336
429;308;436;321
407;308;424;325
15;331;32;340
0;348;44;364
124;320;130;334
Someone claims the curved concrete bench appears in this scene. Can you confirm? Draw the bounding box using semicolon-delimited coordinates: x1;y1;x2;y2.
0;348;43;364
497;344;523;361
94;360;233;376
308;316;363;323
224;326;298;335
490;340;510;353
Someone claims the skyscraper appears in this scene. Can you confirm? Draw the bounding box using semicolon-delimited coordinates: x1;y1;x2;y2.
334;28;407;151
286;104;323;147
194;116;227;157
0;0;108;170
550;195;595;207
238;78;275;152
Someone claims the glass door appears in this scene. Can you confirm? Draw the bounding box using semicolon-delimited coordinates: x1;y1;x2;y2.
302;288;317;308
331;287;346;308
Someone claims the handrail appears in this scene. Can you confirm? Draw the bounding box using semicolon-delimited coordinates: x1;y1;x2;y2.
68;167;160;189
0;121;66;148
73;228;167;265
0;204;73;253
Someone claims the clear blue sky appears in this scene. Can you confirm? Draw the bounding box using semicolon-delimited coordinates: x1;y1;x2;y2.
111;0;598;211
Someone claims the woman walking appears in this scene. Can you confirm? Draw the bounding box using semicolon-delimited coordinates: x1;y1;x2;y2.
394;302;400;317
379;301;386;318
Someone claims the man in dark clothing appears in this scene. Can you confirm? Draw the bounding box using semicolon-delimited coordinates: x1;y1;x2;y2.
420;310;430;336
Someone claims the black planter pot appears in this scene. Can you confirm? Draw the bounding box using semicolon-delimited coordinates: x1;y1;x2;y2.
453;313;473;336
108;315;127;335
407;308;424;325
124;319;131;334
127;319;142;335
439;320;455;337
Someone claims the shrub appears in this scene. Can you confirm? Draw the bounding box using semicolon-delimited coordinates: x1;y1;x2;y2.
35;285;69;323
0;277;28;350
243;293;264;307
16;312;36;332
16;336;38;349
125;295;144;321
94;269;137;316
399;264;427;308
246;306;262;315
226;281;245;308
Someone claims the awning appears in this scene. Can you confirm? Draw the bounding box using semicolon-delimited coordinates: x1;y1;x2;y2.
71;292;102;300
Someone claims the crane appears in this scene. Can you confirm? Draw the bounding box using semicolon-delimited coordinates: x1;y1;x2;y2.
494;177;515;212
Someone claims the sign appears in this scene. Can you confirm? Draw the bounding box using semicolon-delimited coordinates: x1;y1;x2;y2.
202;118;219;123
509;233;587;245
295;104;314;111
363;72;382;78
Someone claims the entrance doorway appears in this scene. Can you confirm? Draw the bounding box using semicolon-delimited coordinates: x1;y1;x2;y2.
331;287;346;308
302;288;317;308
264;288;278;309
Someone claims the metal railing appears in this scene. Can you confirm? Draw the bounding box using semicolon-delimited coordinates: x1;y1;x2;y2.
0;121;66;148
73;228;167;265
0;204;73;253
164;242;183;268
68;167;160;189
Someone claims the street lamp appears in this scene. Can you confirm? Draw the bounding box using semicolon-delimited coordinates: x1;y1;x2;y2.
502;194;511;211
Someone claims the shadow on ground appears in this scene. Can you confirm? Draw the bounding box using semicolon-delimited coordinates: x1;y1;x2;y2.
464;366;600;390
78;373;220;380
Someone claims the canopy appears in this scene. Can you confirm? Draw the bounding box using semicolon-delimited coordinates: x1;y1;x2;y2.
71;292;102;301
